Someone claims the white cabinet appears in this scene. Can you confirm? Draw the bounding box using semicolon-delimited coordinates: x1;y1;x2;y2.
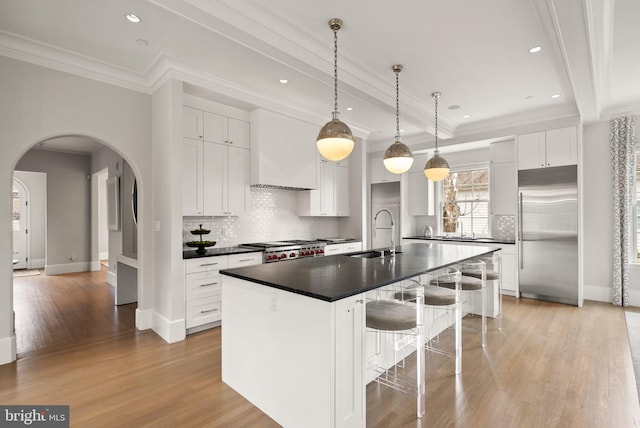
517;126;577;170
490;140;515;164
490;162;517;216
408;171;435;216
183;106;204;140
370;155;400;184
185;252;261;333
204;111;251;149
324;241;362;256
182;138;204;216
182;106;251;216
203;142;250;216
185;256;228;330
299;159;350;217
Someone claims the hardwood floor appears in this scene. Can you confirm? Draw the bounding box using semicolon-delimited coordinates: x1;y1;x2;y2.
2;270;640;427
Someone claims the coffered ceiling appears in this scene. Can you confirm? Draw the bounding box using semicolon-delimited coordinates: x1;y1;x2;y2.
0;0;637;152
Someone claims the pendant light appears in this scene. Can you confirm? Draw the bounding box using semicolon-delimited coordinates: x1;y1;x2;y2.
424;91;450;181
317;18;355;162
383;64;414;174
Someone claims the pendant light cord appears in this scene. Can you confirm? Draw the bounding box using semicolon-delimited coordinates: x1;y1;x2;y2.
333;28;339;114
395;70;400;139
434;92;440;151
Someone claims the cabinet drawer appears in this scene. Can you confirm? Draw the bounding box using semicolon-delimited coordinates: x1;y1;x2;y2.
186;271;222;300
185;256;228;274
228;252;262;268
186;297;222;328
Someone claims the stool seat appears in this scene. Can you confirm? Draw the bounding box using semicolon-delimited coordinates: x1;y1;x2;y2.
432;275;482;291
462;268;500;281
366;300;416;331
394;285;456;306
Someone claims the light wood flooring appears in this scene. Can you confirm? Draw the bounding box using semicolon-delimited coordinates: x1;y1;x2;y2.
2;269;640;427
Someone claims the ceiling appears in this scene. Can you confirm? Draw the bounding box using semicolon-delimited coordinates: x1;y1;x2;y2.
1;0;638;153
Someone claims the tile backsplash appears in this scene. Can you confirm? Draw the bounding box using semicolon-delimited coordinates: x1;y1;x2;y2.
183;187;340;248
492;215;516;241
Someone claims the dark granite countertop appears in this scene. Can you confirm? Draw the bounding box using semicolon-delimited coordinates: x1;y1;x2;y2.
403;236;516;245
220;242;498;302
183;246;263;259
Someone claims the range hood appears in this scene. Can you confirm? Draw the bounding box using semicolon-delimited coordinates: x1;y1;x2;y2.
250;109;319;191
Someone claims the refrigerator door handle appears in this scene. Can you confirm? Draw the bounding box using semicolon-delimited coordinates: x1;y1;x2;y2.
519;192;524;269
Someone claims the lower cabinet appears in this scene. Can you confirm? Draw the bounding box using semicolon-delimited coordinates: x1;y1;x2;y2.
324;241;363;256
185;252;262;333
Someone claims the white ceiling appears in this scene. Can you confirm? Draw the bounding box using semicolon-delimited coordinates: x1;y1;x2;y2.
1;0;638;153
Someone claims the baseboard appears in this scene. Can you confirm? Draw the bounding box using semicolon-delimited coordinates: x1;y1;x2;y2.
99;251;109;261
44;262;91;275
90;261;101;271
29;259;45;269
107;270;117;287
135;308;153;330
152;311;186;344
0;335;16;366
584;284;612;303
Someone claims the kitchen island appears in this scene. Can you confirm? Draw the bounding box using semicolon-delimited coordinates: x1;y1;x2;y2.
220;242;497;428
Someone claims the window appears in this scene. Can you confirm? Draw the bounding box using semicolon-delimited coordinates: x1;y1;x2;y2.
441;168;489;237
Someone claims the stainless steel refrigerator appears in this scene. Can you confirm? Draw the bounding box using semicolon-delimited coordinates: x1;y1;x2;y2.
518;165;578;305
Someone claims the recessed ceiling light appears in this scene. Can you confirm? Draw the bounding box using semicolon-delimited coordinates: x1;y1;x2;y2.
279;78;288;84
448;105;460;110
463;115;471;118
399;129;405;132
529;46;542;53
346;107;353;111
136;39;149;46
551;94;561;99
126;14;141;23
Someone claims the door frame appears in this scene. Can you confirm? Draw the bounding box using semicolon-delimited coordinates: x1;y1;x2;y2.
12;177;29;269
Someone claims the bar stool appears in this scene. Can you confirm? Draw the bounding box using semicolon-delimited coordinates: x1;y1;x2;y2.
366;282;425;418
461;253;502;331
421;268;463;373
433;260;487;348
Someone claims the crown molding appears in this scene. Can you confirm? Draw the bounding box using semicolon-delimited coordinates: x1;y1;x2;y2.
0;30;151;94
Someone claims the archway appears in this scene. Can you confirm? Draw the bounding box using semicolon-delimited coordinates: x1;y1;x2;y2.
10;135;146;356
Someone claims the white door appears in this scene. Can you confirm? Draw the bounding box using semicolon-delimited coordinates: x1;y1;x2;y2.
12;178;29;269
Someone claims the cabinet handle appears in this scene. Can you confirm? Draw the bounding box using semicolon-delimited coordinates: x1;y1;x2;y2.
199;262;218;267
238;259;254;262
355;299;364;304
229;141;233;144
200;282;218;287
200;308;219;314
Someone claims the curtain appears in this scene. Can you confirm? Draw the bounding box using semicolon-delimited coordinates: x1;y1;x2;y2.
611;115;636;306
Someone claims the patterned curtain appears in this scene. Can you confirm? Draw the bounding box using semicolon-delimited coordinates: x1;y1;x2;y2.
611;115;636;306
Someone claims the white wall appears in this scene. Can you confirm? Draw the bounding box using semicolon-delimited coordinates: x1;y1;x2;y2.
16;150;91;273
0;56;152;365
13;171;46;268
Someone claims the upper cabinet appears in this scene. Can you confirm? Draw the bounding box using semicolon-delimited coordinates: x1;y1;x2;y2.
182;105;251;216
490;139;516;164
407;154;435;216
251;109;319;190
299;158;350;217
370;155;400;184
517;126;577;170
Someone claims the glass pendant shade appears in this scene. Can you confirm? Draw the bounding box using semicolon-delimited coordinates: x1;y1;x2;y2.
424;150;450;181
383;140;414;174
317;113;355;161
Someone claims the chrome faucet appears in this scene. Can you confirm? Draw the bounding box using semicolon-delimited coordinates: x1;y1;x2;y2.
373;209;395;256
423;225;433;238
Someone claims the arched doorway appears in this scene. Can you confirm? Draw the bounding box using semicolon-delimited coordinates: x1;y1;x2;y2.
11;135;144;356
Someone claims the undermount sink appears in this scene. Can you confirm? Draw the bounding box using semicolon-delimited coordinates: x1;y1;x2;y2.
349;250;402;258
